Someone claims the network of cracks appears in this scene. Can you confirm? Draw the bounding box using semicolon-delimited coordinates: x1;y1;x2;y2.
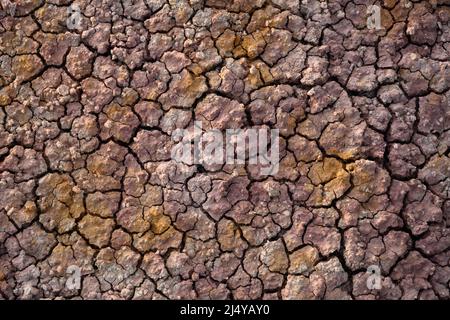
0;0;449;300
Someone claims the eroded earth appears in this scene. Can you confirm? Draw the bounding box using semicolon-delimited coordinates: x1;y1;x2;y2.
0;0;449;300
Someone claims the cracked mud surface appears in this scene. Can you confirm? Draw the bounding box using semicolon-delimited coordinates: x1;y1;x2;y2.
1;0;450;300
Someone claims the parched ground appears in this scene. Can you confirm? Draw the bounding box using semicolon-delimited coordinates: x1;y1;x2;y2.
0;0;449;300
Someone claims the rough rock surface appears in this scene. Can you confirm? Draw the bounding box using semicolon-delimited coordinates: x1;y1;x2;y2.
0;0;449;300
